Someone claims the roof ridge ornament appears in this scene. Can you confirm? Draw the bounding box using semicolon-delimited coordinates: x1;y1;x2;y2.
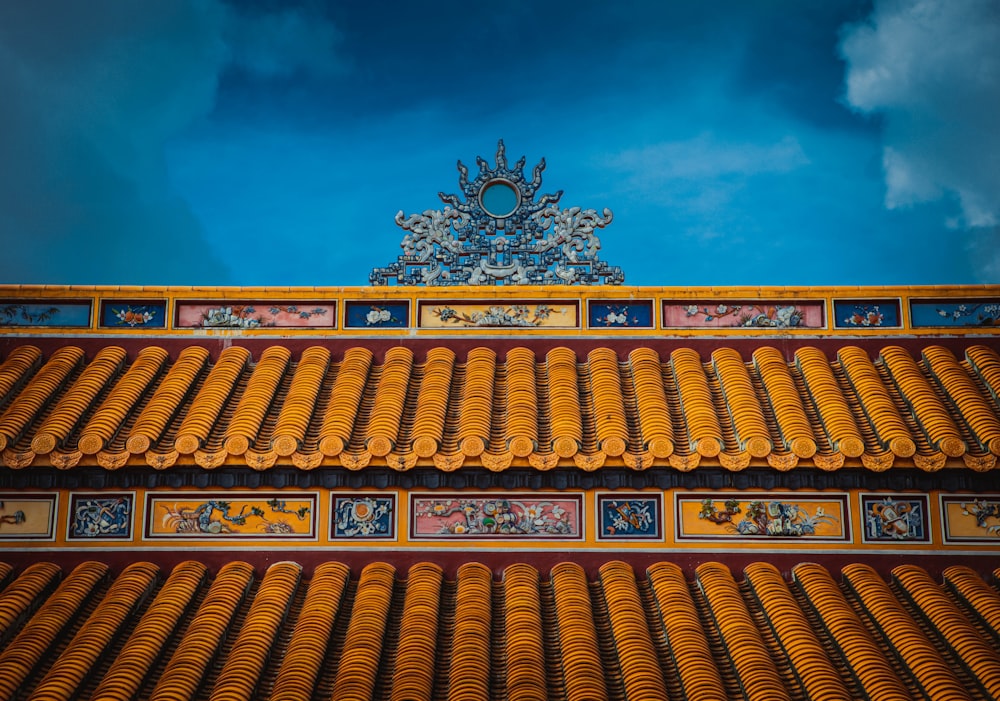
370;140;623;286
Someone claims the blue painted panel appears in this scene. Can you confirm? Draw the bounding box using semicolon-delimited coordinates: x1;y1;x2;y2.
588;300;653;328
0;300;91;327
860;494;929;543
911;299;1000;327
332;494;396;538
345;301;409;328
68;493;134;540
833;299;901;328
597;494;662;540
100;300;167;328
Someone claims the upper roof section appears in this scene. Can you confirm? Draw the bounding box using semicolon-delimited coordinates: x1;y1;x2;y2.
1;284;999;338
1;340;999;472
369;140;623;286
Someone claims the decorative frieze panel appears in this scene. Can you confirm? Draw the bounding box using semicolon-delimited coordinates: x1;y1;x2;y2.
175;301;336;329
68;492;135;540
331;493;396;539
833;299;902;329
344;301;409;328
418;300;579;329
662;300;825;329
409;493;583;540
99;300;166;329
587;300;654;329
0;300;91;328
144;492;318;539
596;493;663;541
0;493;57;540
911;298;1000;328
675;492;850;542
940;494;1000;544
859;493;930;543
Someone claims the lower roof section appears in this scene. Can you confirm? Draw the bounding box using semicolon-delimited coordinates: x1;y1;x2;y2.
1;556;999;701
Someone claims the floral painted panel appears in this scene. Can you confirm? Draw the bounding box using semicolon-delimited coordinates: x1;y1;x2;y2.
418;301;579;328
833;299;901;329
145;492;318;539
410;493;583;539
597;493;662;540
587;300;654;329
100;300;166;329
344;301;409;328
331;494;396;539
676;493;849;542
0;493;57;540
68;493;134;540
175;301;335;329
859;494;929;543
662;300;825;329
0;300;91;328
910;299;1000;328
940;495;1000;543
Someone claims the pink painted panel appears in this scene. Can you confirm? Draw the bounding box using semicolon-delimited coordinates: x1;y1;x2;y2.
176;301;335;329
663;300;825;329
410;493;583;539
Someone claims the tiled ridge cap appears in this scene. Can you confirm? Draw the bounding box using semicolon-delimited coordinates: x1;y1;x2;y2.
3;558;997;701
0;343;999;472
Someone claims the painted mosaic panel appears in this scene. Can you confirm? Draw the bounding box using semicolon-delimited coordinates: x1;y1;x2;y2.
859;494;929;543
418;301;579;328
0;494;57;540
344;301;409;328
833;299;901;329
596;493;663;540
100;300;166;329
145;492;318;539
0;300;91;328
68;492;135;540
940;495;1000;543
910;299;1000;328
587;300;654;329
676;493;850;542
175;301;335;329
662;300;825;329
331;493;396;539
410;493;583;539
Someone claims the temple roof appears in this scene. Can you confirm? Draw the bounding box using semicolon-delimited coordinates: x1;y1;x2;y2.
1;558;999;700
1;341;999;473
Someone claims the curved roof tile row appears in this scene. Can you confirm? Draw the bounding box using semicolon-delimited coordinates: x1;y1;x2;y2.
1;559;998;701
1;343;999;472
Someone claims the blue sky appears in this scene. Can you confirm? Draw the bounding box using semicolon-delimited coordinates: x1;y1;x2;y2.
0;0;997;287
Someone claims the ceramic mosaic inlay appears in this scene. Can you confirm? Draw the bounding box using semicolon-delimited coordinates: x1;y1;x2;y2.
596;493;662;540
0;493;57;540
100;300;166;329
910;298;1000;328
662;300;825;329
344;301;409;328
175;301;336;329
331;494;396;539
0;300;91;328
833;299;901;329
940;495;1000;543
676;493;849;542
145;492;318;539
587;300;654;328
371;140;622;286
68;493;135;540
859;494;929;543
410;493;582;539
419;300;579;328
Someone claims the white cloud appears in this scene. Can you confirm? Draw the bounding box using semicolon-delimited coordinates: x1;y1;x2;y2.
840;0;1000;237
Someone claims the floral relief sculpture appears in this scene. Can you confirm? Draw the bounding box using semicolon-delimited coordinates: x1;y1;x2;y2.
415;497;576;537
684;303;805;328
432;303;560;327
